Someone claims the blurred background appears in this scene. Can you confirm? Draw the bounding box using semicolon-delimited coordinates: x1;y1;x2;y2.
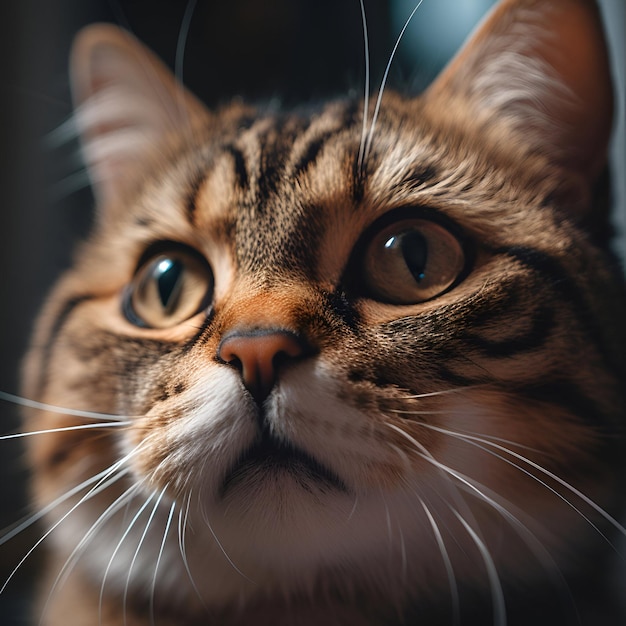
0;1;624;624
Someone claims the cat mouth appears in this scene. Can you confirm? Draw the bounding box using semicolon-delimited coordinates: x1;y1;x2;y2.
219;431;349;498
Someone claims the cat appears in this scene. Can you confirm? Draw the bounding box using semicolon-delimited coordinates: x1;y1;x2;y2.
2;0;626;624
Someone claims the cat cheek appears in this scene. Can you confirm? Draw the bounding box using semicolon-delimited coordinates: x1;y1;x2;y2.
123;366;257;498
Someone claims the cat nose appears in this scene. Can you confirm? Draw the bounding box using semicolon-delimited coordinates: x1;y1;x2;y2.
218;330;307;403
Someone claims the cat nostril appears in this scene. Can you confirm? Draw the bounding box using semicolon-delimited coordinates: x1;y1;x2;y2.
217;330;307;403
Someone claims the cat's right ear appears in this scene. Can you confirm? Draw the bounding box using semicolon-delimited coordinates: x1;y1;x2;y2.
70;24;210;207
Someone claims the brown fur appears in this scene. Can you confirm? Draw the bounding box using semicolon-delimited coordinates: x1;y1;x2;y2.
16;0;626;624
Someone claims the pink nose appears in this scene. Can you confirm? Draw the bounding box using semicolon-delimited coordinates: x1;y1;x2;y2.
218;330;306;403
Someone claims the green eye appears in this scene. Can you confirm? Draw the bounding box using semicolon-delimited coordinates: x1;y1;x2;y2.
124;246;214;328
363;218;465;304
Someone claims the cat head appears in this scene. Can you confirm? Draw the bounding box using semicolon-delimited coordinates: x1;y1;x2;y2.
23;0;626;617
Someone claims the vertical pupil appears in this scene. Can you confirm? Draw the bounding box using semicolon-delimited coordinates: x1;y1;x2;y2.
399;230;428;282
155;258;183;311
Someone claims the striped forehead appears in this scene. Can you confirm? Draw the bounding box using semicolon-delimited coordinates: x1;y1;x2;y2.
189;101;366;282
175;97;484;289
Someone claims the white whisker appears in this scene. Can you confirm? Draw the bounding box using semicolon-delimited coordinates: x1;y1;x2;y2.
0;391;134;421
1;422;131;441
47;170;94;201
363;0;425;163
389;409;458;416
199;499;255;584
0;440;145;549
454;510;507;626
98;489;154;625
347;493;359;522
177;490;208;610
175;0;198;128
1;464;131;595
423;423;626;543
385;421;571;586
41;483;142;626
356;0;371;172
420;500;460;626
390;408;542;453
397;519;407;583
386;423;482;533
123;486;168;626
150;500;176;626
45;116;78;148
400;385;486;400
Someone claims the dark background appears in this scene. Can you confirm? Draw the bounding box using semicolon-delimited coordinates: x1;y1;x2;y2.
0;1;623;624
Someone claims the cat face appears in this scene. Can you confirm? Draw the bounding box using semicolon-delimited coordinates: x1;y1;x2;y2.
18;0;626;622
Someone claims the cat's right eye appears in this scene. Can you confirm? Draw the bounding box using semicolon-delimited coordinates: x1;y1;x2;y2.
123;245;214;328
358;217;467;305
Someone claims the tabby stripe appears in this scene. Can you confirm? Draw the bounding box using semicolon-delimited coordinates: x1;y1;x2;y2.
325;289;360;330
500;246;622;376
255;118;289;205
464;306;555;358
181;308;217;353
351;153;366;205
517;381;612;430
291;130;336;180
225;144;249;191
36;295;94;398
255;117;309;205
434;363;485;389
291;101;360;179
185;173;205;225
393;165;439;194
466;287;522;328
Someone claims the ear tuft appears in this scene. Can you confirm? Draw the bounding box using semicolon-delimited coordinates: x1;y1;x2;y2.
424;0;613;188
71;24;209;205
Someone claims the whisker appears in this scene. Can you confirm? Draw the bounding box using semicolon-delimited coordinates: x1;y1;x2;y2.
397;518;407;583
106;0;134;31
347;494;359;522
150;500;176;626
363;0;425;163
423;423;626;544
389;408;542;453
420;501;460;626
99;489;156;625
0;445;142;549
41;482;142;625
0;422;131;441
123;486;168;626
199;498;255;584
45;115;79;149
453;510;507;626
177;490;208;611
47;170;94;202
400;384;487;400
0;464;131;595
387;424;482;534
0;391;134;422
385;421;572;587
175;0;199;130
175;0;198;88
356;0;371;172
178;492;192;581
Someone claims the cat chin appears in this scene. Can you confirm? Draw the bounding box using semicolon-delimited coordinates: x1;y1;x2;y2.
51;472;576;618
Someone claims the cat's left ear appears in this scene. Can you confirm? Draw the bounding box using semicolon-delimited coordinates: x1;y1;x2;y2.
423;0;613;194
70;24;210;207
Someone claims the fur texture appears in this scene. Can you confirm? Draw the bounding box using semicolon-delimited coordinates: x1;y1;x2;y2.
11;0;626;624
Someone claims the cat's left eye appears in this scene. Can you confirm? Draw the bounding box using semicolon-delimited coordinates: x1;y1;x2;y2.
360;218;466;304
123;246;214;328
